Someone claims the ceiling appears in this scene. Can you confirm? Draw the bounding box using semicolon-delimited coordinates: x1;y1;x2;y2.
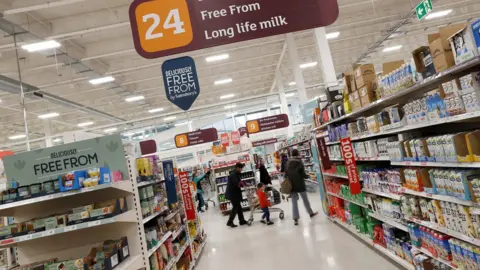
0;0;478;152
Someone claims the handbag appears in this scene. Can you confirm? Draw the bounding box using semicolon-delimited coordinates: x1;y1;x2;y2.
280;176;292;195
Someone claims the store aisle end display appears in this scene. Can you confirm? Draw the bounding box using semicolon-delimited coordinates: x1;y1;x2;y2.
313;20;480;270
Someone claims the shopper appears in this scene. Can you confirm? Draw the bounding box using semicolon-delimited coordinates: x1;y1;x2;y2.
259;158;272;186
256;183;274;225
225;163;248;228
192;169;211;213
286;149;318;225
280;153;288;173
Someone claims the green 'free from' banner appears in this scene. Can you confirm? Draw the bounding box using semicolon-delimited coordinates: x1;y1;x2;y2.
3;135;128;186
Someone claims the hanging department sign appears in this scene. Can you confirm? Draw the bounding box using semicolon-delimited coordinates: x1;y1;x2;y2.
2;135;128;185
179;171;196;220
340;138;361;195
174;128;218;148
252;138;278;147
246;114;289;134
129;0;339;59
162;56;200;111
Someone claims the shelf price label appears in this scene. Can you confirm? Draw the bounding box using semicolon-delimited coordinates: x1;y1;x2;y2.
340;138;361;194
129;0;339;59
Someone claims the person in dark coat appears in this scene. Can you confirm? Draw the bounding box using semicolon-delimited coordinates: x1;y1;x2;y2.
225;163;248;227
280;153;288;173
286;149;318;225
259;158;272;186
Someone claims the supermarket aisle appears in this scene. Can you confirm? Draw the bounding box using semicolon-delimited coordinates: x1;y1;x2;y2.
196;193;401;270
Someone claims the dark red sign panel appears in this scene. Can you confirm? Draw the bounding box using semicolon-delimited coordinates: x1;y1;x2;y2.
129;0;339;59
238;127;248;137
316;137;332;170
175;128;218;148
139;140;157;155
252;138;278;147
246;114;289;134
340;138;361;195
179;171;196;220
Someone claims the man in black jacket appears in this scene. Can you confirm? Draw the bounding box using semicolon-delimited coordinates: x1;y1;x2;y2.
286;149;318;225
225;163;248;227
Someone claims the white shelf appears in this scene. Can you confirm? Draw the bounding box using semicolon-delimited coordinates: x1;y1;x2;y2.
327;192;367;208
165;209;180;220
172;225;185;240
137;179;165;188
362;188;402;200
167;243;189;269
147;231;173;257
329;156;390;162
217;182;227;187
0;210;136;247
322;172;348;179
329;217;415;270
143;207;169;224
115;254;144;270
391;161;480;168
399;188;474;206
368;213;408;232
0;181;133;217
406;217;480;246
412;247;458;269
241;177;255;181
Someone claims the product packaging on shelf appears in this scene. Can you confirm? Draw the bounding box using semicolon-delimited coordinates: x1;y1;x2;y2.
448;23;479;64
412;46;436;79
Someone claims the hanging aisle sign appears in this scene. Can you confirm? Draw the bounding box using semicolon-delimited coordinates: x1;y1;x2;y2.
162;56;200;111
252;138;278;147
129;0;339;59
340;138;361;195
174;128;218;148
246;114;289;134
179;171;196;220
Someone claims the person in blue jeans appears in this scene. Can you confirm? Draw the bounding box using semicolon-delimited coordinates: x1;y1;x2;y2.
285;149;318;225
193;169;211;213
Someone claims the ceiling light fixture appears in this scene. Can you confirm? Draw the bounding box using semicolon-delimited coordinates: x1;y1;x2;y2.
38;112;59;119
285;93;295;97
382;45;403;52
104;128;118;133
226;112;238;117
164;116;177;121
271;104;281;107
148;108;164;113
22;40;61;52
288;82;296;86
88;76;115;85
8;134;26;140
77;121;94;127
125;96;145;102
220;94;235;99
425;9;452;20
326;32;340;39
214;78;233;85
175;121;190;127
300;62;317;69
206;54;229;62
53;138;62;143
224;104;237;109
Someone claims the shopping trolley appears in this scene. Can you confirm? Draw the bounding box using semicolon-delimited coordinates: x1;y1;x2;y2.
201;173;216;210
245;185;285;226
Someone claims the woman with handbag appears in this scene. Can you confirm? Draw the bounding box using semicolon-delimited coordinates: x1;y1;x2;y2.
285;149;318;225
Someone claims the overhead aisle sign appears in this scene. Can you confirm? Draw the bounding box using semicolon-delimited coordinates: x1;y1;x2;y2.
129;0;339;59
162;56;200;111
175;128;218;148
246;114;289;134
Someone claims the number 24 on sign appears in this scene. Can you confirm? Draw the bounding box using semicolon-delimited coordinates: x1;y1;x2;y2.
133;0;193;53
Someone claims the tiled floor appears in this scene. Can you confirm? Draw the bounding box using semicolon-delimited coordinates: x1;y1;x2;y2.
196;191;401;270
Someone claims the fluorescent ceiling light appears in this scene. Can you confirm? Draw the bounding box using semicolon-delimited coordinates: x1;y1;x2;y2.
38;112;59;119
22;40;61;52
53;138;62;143
89;76;115;85
164;142;172;145
164;116;177;121
382;45;403;52
226;112;238;117
220;94;235;99
148;108;164;113
285;93;295;97
271;104;281;107
206;54;229;62
326;32;340;39
288;82;296;86
425;9;452;20
175;121;190;127
77;121;94;127
8;134;26;140
214;78;233;85
104;128;118;133
300;62;317;69
224;104;237;109
125;96;144;102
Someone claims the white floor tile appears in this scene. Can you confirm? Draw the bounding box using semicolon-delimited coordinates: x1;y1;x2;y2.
196;192;401;270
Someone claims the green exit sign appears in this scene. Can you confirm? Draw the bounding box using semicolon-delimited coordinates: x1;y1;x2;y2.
416;0;433;20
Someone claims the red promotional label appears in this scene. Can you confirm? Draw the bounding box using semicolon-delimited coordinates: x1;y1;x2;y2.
179;171;196;220
220;133;230;147
340;138;361;195
129;0;339;59
316;137;332;170
231;131;241;145
246;114;289;134
252;138;278;147
175;128;218;148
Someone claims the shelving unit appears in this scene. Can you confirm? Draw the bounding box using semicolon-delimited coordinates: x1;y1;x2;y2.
326;191;367;208
322;172;349;179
